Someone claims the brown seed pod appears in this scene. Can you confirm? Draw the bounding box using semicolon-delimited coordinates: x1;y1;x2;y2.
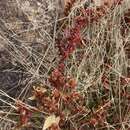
64;0;76;16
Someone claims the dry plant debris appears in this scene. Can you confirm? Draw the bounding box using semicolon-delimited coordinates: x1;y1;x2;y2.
0;0;130;130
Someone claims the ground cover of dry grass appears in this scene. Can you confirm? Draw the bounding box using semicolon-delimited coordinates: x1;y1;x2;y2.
0;0;130;130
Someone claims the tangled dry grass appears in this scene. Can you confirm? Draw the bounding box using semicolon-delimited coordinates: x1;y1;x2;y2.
0;0;130;130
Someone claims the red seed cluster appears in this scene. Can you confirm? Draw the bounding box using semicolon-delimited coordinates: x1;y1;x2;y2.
49;69;65;89
64;0;76;16
16;101;32;126
57;27;82;61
